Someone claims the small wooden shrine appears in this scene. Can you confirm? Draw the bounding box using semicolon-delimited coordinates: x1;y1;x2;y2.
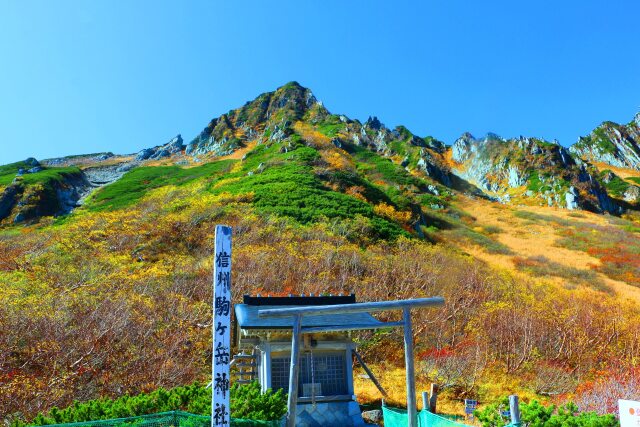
233;293;444;427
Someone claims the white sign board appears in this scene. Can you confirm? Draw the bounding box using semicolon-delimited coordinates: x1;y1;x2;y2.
212;225;232;427
619;399;640;427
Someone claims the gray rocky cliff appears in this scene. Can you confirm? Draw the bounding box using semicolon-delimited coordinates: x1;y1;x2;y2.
450;133;621;213
136;134;184;161
570;115;640;170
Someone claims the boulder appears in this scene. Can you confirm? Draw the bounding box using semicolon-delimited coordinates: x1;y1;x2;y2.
135;148;155;161
624;185;640;203
361;410;382;424
116;163;136;173
565;188;579;210
95;153;114;161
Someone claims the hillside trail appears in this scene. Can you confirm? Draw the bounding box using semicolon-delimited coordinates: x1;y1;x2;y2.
456;196;640;303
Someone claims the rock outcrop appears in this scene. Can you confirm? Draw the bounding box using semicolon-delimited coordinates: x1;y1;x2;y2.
0;166;91;223
570;114;640;170
0;158;130;224
450;133;621;213
186;82;325;157
136;135;184;161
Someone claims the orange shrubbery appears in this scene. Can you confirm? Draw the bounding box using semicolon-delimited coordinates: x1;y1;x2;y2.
587;245;640;286
555;220;640;287
1;183;640;420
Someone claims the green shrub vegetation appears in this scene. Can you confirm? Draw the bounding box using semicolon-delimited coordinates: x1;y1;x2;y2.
475;397;617;427
313;114;346;137
1;167;84;217
628;177;640;185
351;146;419;188
348;143;432;209
527;172;551;193
86;161;236;211
13;382;287;427
1;163;80;188
591;128;617;154
599;171;629;197
229;382;287;421
0;160;31;186
210;146;407;241
19;167;81;187
83;142;407;240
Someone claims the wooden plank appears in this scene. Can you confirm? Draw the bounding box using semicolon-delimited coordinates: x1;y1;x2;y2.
403;307;418;427
212;225;232;427
509;395;521;426
286;314;302;427
259;297;445;318
429;383;439;413
353;349;389;398
301;321;404;333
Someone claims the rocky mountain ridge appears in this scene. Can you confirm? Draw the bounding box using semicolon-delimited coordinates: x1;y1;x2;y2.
1;82;639;224
570;113;640;170
449;133;623;212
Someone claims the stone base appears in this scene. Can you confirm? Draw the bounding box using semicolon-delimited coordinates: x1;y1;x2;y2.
294;400;366;427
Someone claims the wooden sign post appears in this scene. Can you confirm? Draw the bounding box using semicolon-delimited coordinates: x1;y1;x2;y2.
212;225;232;427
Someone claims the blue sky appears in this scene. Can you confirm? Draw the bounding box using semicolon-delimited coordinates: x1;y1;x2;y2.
1;1;639;164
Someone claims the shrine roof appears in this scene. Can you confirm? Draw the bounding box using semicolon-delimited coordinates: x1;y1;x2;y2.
235;294;386;330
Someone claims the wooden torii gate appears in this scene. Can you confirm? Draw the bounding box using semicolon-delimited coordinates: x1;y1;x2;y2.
259;297;445;427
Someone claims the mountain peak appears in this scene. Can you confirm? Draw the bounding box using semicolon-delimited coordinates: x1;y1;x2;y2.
269;81;320;117
364;116;383;130
184;81;326;158
278;80;305;91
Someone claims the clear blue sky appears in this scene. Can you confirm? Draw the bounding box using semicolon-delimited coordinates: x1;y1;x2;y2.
1;1;639;165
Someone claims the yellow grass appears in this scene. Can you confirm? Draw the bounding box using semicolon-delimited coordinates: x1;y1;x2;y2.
353;366;462;415
592;161;640;180
454;196;640;302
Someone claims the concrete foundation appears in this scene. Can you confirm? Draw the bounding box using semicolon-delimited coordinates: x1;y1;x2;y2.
294;401;366;427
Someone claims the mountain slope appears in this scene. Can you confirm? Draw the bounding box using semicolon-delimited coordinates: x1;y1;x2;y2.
2;82;640;421
450;133;621;212
570;113;640;170
5;82;639;226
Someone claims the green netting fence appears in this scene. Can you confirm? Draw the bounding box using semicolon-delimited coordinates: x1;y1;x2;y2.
382;405;475;427
30;411;284;427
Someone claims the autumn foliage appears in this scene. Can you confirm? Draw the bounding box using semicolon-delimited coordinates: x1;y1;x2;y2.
1;177;639;422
